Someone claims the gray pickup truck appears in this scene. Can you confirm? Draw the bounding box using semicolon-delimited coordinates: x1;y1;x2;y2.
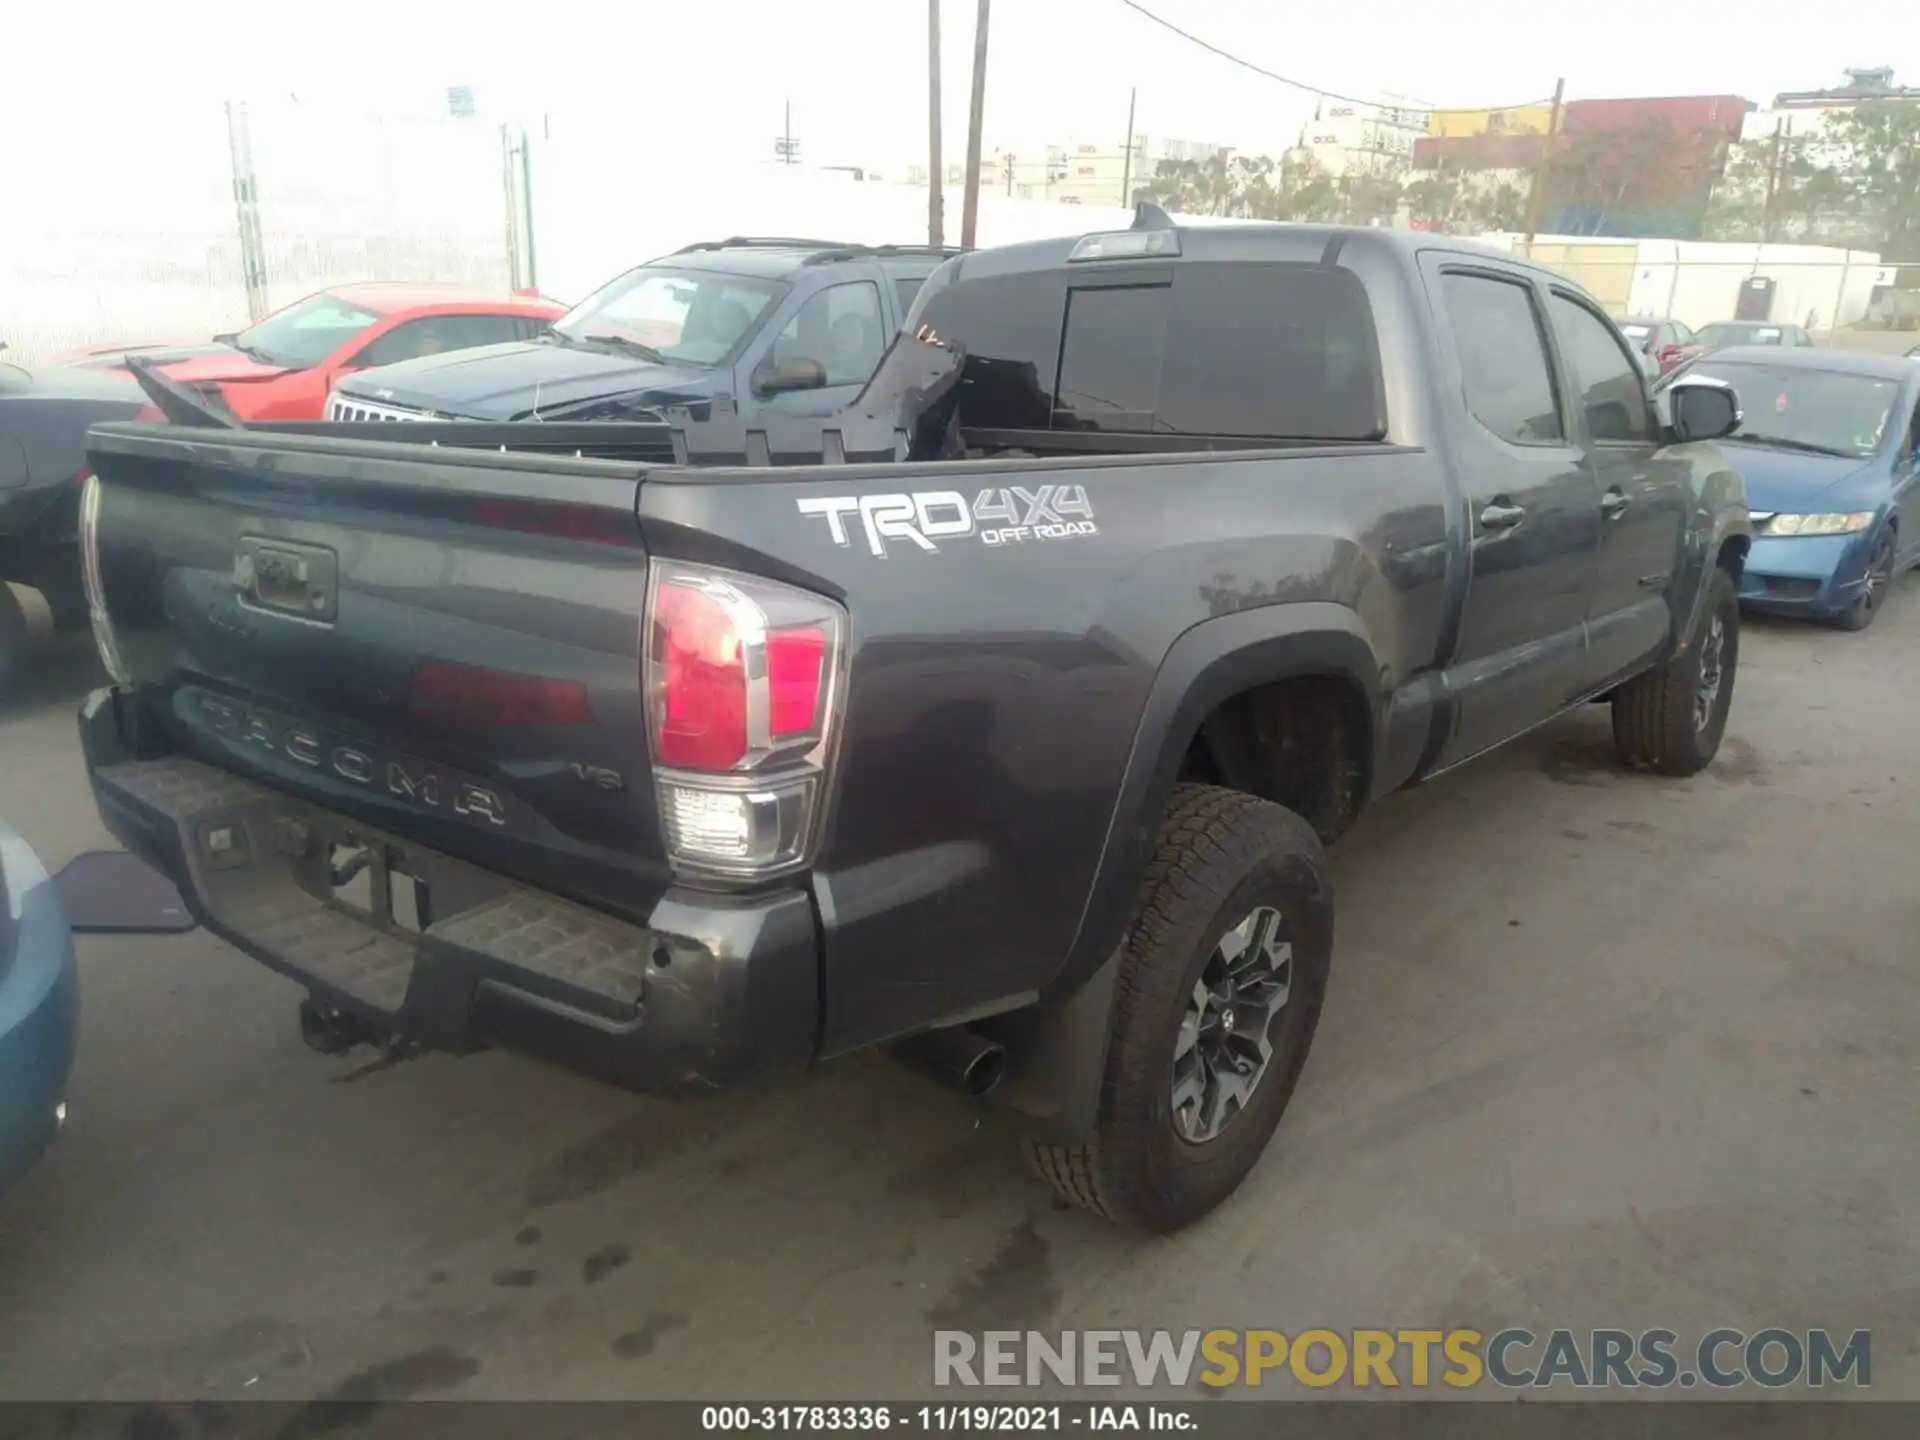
76;215;1751;1231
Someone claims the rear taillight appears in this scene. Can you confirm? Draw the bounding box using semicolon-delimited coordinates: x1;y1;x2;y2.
78;472;130;684
644;561;846;880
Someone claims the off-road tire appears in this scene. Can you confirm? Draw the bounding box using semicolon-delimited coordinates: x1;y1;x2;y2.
1027;783;1333;1232
0;584;27;698
1831;530;1895;633
1611;564;1738;776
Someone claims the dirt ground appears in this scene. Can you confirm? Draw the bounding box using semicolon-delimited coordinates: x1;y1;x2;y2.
1;581;1917;1403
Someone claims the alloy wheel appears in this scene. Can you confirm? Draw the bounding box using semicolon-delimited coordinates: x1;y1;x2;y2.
1694;611;1726;733
1171;905;1293;1144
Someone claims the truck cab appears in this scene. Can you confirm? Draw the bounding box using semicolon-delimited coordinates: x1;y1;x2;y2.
326;240;956;425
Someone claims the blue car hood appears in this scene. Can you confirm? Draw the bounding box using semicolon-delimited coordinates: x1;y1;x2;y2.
1720;443;1872;513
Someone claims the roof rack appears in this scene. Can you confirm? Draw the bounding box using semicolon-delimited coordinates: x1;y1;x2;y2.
674;236;856;253
672;237;965;263
799;243;965;266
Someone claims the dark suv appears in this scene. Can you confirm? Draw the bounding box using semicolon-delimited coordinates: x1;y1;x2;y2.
326;239;956;425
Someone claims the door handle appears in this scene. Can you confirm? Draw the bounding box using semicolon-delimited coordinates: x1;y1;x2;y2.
1479;501;1526;531
1601;490;1631;518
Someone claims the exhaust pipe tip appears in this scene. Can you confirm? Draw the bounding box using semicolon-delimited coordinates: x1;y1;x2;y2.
961;1044;1008;1098
891;1025;1008;1100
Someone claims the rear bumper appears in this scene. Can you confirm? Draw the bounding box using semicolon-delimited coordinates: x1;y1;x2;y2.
0;826;80;1194
1737;533;1870;615
78;688;819;1097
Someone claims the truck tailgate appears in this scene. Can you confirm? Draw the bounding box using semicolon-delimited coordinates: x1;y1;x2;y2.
82;424;674;921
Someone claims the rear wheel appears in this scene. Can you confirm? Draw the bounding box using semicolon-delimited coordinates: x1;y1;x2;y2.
1832;530;1895;632
0;584;28;697
1611;566;1739;776
1027;784;1333;1232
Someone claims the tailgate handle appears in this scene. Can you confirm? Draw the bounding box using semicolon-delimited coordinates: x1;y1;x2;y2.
236;537;339;622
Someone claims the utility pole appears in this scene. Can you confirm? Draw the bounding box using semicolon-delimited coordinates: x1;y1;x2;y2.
1120;87;1138;207
1521;76;1565;252
225;100;271;322
1005;152;1015;196
1760;116;1787;244
927;0;944;245
960;0;991;249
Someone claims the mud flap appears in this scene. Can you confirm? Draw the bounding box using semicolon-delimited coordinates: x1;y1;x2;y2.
978;944;1123;1145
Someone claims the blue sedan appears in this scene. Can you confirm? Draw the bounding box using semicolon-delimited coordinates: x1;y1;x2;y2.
0;823;78;1195
1670;347;1920;630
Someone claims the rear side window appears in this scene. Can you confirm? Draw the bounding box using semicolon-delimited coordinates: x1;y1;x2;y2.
1441;272;1564;445
1153;264;1385;439
894;277;931;321
1548;292;1653;442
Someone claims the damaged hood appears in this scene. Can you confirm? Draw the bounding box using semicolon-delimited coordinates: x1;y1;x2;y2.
332;340;724;420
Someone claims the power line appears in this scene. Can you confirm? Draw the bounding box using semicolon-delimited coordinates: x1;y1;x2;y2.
1115;0;1555;116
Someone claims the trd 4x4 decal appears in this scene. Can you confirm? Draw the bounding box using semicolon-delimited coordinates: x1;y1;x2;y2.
797;485;1098;557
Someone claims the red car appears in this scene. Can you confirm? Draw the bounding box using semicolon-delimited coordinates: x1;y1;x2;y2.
58;283;565;422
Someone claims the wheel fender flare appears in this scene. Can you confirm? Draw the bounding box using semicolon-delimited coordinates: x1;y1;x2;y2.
1673;493;1752;656
984;603;1380;1143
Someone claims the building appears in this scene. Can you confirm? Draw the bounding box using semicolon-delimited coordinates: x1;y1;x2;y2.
1295;96;1430;178
1741;67;1918;142
910;134;1230;206
1412;93;1754;239
1427;105;1553;139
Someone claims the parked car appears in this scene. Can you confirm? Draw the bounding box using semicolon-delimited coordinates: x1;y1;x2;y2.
0;359;155;693
1666;346;1920;630
78;216;1749;1233
324;239;957;424
1691;320;1815;355
0;822;79;1197
60;284;564;423
1619;314;1699;376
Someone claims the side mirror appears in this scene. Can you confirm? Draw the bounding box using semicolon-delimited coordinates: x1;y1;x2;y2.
1667;377;1742;443
753;356;827;397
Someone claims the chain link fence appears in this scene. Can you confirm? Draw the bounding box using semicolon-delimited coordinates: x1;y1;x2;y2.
1;101;512;366
1500;246;1920;350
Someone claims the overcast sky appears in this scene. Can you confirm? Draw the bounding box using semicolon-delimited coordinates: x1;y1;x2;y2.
13;0;1914;175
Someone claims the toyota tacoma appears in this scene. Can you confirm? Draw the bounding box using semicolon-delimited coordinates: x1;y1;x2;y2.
75;214;1751;1231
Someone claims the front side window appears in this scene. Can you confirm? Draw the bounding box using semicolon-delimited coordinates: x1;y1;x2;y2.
234;292;380;369
552;266;785;366
1686;359;1900;460
770;281;887;386
1549;293;1653;442
1440;272;1563;445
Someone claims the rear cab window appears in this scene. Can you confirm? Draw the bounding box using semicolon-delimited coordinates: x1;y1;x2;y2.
916;258;1388;442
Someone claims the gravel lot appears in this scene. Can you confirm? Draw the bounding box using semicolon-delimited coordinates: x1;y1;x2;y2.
1;581;1916;1403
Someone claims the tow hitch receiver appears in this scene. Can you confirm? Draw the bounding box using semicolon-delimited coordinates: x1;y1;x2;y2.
299;996;390;1057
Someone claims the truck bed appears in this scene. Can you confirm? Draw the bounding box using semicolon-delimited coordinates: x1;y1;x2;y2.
81;416;1442;1063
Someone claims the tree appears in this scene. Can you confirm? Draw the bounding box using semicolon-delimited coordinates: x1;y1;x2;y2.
1543;118;1727;235
1823;100;1920;260
1701;101;1919;256
1705;130;1856;243
1404;157;1526;235
1138;151;1409;226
